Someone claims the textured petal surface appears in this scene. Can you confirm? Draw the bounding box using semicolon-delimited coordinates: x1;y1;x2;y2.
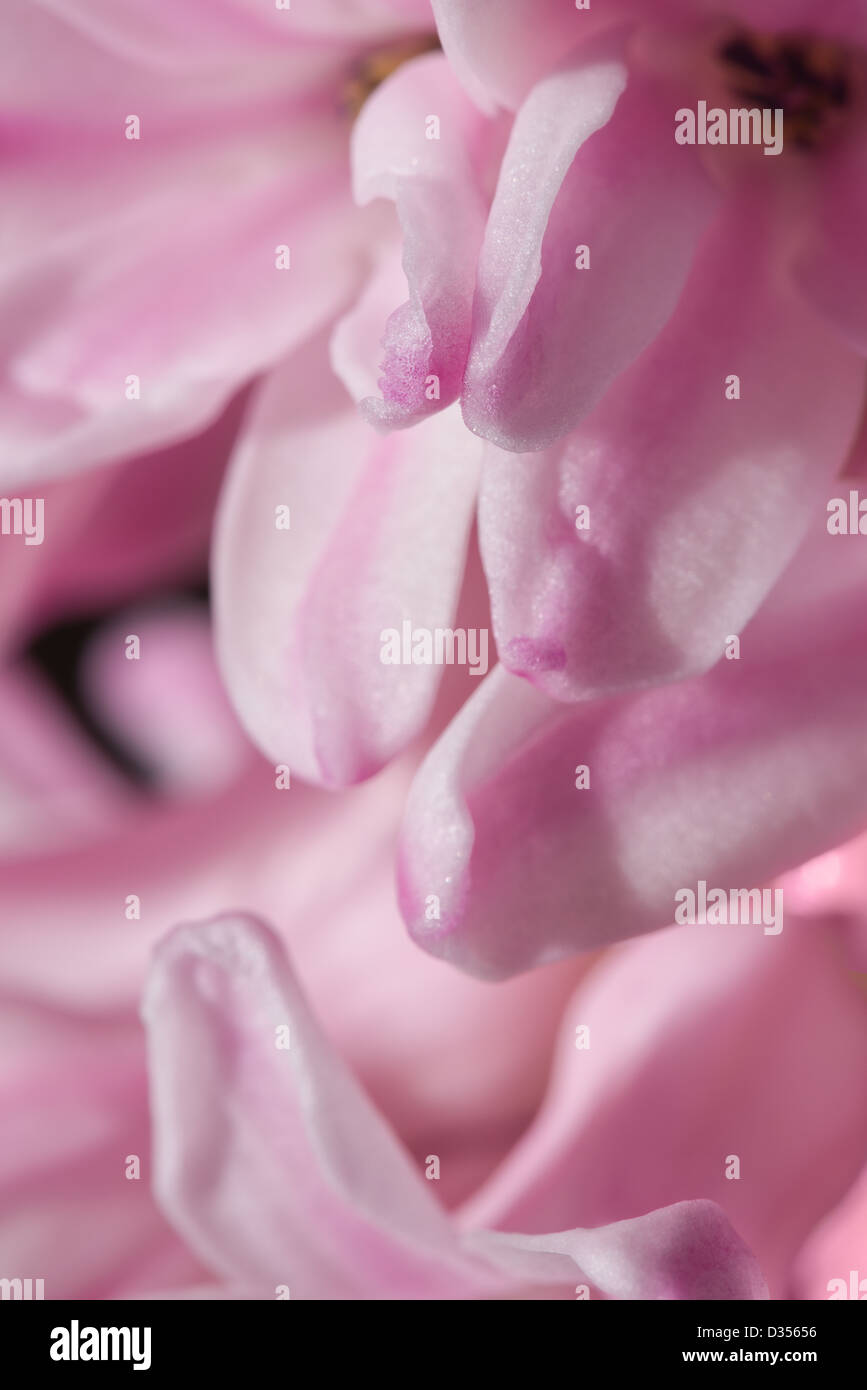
462;51;719;451
431;0;643;110
479;197;864;699
461;922;867;1298
399;515;867;975
792;125;867;358
213;332;482;787
350;52;497;429
0;390;245;657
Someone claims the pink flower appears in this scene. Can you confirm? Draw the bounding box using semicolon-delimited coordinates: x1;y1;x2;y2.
210;1;867;975
0;607;587;1292
2;0;866;1306
141;912;768;1300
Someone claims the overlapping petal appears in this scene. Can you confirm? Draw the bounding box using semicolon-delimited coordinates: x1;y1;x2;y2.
792;126;867;359
461;922;867;1297
462;47;719;452
479;197;864;699
692;0;867;49
790;1161;867;1300
213;332;482;787
144;913;767;1299
350;52;498;429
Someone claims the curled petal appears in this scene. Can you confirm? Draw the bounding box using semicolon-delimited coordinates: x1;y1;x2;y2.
462;50;719;452
213;332;482;787
144;913;767;1299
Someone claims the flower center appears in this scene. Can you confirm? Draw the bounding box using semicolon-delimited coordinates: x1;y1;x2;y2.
343;35;440;118
718;30;853;149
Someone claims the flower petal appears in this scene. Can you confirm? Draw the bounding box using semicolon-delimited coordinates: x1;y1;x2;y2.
792;127;867;358
472;1199;767;1300
431;0;639;111
0;390;245;655
143;913;509;1297
479;196;864;699
0;0;369;484
399;522;867;974
462;921;867;1297
213;332;482;787
791;1161;867;1300
80;605;249;798
462;50;719;452
693;0;867;48
350;52;498;430
0;1015;209;1297
30;0;433;67
144;912;766;1299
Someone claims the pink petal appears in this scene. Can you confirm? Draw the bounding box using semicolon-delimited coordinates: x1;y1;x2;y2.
350;52;498;429
144;912;766;1298
842;402;867;479
431;0;641;111
331;228;408;403
0;1016;209;1297
213;331;482;787
143;913;508;1297
0;390;245;656
462;48;719;452
0;1;369;484
398;520;867;975
32;0;433;62
776;835;867;971
792;125;867;358
0;665;132;853
462;922;867;1297
692;0;867;47
472;1199;767;1300
80;605;250;798
0;680;585;1215
480;196;864;699
791;1162;867;1300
